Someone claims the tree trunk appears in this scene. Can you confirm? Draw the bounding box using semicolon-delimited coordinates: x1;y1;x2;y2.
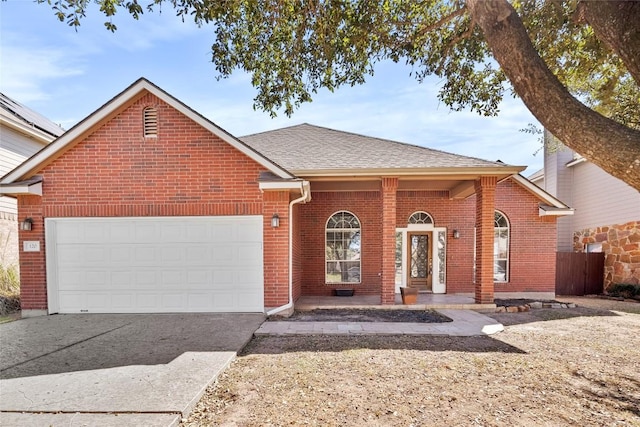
577;1;640;85
466;0;640;190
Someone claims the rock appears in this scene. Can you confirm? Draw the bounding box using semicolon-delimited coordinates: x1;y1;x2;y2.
530;301;543;309
495;306;506;313
551;303;562;309
506;306;519;313
568;303;576;308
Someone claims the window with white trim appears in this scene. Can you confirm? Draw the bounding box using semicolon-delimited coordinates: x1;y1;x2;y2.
409;211;433;225
494;211;509;282
143;107;158;137
326;211;361;284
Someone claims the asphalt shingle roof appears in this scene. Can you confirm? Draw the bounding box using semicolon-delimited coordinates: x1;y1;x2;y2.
241;123;509;173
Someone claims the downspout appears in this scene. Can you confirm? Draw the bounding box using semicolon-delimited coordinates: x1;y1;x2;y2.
266;181;310;316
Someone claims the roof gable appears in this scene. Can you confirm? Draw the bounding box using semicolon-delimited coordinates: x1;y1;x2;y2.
241;123;524;176
509;174;573;214
1;78;294;184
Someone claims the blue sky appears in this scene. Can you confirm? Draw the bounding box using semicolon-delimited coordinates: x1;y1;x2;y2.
1;1;542;174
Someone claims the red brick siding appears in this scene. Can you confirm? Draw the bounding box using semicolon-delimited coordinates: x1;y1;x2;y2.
262;191;290;307
40;93;264;212
299;179;558;297
475;176;497;303
16;195;46;310
299;191;382;296
381;178;398;304
18;93;287;311
495;179;557;293
291;203;303;301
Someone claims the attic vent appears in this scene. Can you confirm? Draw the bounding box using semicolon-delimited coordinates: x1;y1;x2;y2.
143;107;158;137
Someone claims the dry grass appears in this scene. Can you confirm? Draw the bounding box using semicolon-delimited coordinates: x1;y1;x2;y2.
183;304;640;427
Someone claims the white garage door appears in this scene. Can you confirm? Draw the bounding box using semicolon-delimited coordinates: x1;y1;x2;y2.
45;216;264;314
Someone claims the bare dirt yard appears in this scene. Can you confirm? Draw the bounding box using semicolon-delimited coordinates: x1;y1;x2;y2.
183;298;640;426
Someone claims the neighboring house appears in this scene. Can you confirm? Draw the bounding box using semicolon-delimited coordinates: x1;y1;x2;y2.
0;79;572;317
0;94;64;268
530;130;640;289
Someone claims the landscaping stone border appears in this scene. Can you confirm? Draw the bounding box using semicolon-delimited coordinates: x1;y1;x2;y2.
494;301;577;313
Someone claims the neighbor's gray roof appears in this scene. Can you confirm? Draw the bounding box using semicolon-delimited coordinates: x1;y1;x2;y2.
241;123;511;173
0;93;65;138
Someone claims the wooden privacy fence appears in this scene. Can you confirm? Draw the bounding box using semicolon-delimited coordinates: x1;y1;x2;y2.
556;252;605;296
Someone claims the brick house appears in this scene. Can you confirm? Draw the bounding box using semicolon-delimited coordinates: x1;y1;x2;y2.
0;79;572;317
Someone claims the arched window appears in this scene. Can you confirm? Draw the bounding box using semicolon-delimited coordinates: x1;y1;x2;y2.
326;211;361;284
408;211;433;225
143;107;158;137
494;211;509;282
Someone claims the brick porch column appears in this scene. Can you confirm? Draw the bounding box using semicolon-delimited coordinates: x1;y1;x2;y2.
381;177;398;305
262;190;290;308
475;176;497;304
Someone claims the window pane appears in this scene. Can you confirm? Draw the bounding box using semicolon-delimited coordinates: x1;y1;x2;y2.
326;212;361;283
494;260;507;282
395;232;402;286
438;230;446;285
493;211;509;282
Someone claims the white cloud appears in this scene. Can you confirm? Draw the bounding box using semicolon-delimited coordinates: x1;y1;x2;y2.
0;34;84;103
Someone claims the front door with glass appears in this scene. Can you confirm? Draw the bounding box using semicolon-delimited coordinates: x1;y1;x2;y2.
407;232;432;291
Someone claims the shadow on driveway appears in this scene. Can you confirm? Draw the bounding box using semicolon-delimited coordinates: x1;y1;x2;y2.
0;313;265;379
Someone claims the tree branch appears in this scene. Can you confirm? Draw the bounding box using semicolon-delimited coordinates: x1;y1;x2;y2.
466;0;640;190
575;1;640;86
414;6;466;38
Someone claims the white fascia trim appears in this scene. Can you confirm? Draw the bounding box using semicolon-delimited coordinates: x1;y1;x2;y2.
1;79;294;184
259;180;306;191
566;157;587;168
511;174;571;209
293;166;525;177
539;205;574;216
0;181;42;196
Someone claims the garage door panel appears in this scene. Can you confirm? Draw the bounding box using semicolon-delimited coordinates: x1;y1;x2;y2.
160;246;185;263
111;271;133;287
47;216;264;313
109;223;134;243
111;247;132;263
161;293;186;310
236;270;263;286
161;270;183;286
111;293;135;310
185;223;211;242
134;223;157;242
160;223;184;241
237;222;263;241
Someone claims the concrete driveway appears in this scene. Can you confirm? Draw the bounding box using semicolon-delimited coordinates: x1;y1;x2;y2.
0;313;265;427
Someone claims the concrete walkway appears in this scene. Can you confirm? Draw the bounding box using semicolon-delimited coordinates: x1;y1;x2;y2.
256;309;504;336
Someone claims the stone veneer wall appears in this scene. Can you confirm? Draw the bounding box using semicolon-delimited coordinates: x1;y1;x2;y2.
573;220;640;289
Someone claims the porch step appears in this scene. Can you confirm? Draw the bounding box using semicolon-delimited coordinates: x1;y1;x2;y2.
295;295;497;312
